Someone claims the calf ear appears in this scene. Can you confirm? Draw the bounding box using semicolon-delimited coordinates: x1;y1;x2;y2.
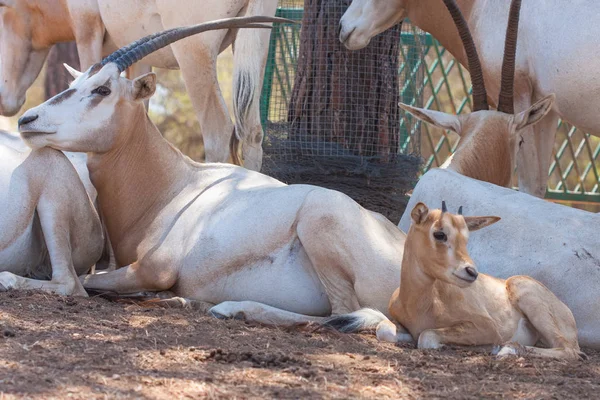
514;94;555;130
464;216;501;232
130;73;156;101
411;202;430;225
399;103;462;135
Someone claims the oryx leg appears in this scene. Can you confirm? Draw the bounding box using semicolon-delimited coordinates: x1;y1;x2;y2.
0;192;88;296
232;0;279;171
376;319;413;343
67;0;105;70
80;262;177;294
498;276;586;361
517;110;559;198
296;190;402;315
209;301;324;326
169;31;233;163
417;320;501;350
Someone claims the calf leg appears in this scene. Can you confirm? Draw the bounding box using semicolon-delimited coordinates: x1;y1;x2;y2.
209;301;324;326
417;320;503;349
500;276;586;361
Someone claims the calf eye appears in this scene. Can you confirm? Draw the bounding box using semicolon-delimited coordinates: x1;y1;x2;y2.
92;86;111;96
433;231;447;242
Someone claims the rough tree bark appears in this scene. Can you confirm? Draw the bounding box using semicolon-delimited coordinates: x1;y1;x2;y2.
288;0;402;160
45;42;80;100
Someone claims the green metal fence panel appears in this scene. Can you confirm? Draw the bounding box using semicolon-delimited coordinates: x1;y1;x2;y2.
262;6;600;205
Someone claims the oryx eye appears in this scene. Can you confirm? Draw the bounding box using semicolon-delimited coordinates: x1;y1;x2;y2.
433;231;447;242
92;86;111;96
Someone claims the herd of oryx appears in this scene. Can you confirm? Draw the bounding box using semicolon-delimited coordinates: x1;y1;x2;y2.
0;0;598;363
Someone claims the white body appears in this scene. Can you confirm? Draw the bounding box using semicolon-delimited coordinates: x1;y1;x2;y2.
339;0;600;197
399;168;600;348
0;131;103;296
0;0;278;170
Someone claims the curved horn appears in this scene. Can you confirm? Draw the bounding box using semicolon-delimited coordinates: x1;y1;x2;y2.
458;206;463;215
100;16;295;72
497;0;522;114
442;0;488;111
442;201;448;214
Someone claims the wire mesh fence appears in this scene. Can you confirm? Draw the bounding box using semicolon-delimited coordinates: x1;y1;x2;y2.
260;1;422;223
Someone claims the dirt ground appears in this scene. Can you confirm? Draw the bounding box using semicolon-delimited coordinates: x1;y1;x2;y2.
0;291;598;399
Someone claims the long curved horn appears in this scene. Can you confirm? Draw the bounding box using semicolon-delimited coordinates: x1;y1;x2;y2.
442;0;488;111
497;0;522;114
100;16;295;72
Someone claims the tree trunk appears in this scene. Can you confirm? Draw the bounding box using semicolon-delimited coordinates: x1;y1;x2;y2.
45;42;80;100
288;0;402;161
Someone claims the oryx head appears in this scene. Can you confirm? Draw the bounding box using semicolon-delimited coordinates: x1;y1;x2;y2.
399;0;554;187
409;201;500;288
339;0;407;50
0;0;49;116
16;16;291;153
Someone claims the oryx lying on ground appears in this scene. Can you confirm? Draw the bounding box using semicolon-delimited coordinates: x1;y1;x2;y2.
339;0;600;198
0;0;278;170
16;17;406;325
379;202;584;361
0;131;103;296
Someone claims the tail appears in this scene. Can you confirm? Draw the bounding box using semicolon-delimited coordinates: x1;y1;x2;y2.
229;127;243;166
231;0;277;150
321;308;389;333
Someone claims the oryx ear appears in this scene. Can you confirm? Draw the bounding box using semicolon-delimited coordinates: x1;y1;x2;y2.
514;94;555;131
0;0;15;7
130;72;156;101
411;202;430;225
399;102;462;135
63;64;83;80
463;216;501;232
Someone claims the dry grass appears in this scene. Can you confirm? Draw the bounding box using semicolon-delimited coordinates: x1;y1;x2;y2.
1;290;599;399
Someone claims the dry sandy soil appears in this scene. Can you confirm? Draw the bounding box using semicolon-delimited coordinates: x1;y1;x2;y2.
0;290;598;399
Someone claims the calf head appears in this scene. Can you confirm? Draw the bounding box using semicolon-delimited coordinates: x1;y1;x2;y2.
339;0;406;50
409;201;500;288
0;0;49;116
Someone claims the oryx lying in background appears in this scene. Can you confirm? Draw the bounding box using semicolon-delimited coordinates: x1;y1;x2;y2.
378;202;583;361
0;0;278;170
16;17;406;325
0;131;103;296
340;0;600;198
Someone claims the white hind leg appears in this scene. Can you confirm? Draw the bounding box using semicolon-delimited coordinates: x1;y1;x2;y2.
503;276;586;361
209;301;324;326
376;320;413;343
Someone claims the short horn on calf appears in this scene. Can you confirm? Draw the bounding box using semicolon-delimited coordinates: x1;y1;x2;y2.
442;200;448;214
458;206;463;215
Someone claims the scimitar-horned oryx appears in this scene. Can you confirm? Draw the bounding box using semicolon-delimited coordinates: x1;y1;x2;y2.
16;16;407;326
380;202;583;361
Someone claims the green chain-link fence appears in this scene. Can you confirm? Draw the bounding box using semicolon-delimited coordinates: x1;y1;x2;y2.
261;5;600;209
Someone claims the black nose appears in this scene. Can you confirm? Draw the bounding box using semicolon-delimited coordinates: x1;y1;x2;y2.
465;267;479;279
18;114;38;127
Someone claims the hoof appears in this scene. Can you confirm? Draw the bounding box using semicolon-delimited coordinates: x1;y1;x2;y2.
209;310;229;320
578;351;589;361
